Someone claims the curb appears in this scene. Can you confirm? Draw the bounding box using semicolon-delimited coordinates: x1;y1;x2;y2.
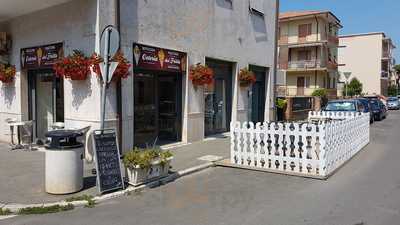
0;162;215;215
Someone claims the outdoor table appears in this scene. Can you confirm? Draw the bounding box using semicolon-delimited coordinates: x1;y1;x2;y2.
7;121;30;150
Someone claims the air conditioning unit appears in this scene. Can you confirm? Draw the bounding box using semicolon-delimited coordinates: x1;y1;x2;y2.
0;32;11;54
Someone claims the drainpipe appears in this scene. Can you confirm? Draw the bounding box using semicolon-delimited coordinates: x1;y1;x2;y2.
115;0;123;151
272;0;279;121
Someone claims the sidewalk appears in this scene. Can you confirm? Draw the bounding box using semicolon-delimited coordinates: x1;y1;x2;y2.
0;137;229;205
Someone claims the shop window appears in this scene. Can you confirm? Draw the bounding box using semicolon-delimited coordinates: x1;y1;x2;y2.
298;24;312;38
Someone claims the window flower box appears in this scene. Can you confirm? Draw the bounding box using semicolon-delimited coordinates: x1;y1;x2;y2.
91;51;131;82
0;64;16;83
189;63;214;86
238;68;256;87
53;50;91;81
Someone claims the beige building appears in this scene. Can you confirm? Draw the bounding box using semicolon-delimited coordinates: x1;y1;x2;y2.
338;32;396;96
277;11;342;98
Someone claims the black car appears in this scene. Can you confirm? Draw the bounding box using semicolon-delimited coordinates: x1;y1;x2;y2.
356;98;374;123
369;99;387;121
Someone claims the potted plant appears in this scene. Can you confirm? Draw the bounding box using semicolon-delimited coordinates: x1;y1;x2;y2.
123;148;173;186
238;68;256;87
0;64;16;83
53;50;91;81
91;51;131;82
189;63;214;87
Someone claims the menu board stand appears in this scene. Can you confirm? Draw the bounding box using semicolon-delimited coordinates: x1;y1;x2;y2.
92;129;125;194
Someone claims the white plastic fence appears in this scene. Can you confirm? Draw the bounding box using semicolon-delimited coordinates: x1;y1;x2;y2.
230;111;370;178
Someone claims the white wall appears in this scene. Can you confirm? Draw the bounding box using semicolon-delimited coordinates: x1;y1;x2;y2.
339;34;383;95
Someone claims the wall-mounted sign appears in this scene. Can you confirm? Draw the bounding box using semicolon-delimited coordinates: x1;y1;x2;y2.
20;43;63;70
133;43;186;73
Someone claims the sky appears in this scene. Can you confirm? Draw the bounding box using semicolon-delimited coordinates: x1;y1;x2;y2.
280;0;400;61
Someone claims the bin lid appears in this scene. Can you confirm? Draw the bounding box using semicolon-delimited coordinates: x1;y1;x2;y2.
45;130;83;139
45;130;84;150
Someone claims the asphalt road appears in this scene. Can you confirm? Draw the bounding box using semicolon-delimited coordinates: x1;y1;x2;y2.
3;111;400;225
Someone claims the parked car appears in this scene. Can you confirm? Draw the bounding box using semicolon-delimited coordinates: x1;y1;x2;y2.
323;99;373;123
356;98;374;123
369;99;387;121
387;97;400;110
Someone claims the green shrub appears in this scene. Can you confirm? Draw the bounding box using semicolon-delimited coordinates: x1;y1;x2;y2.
123;148;173;169
276;98;287;109
311;88;328;97
17;204;74;215
0;208;11;216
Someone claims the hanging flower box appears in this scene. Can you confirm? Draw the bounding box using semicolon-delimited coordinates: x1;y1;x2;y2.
53;50;91;81
189;63;214;86
91;51;131;82
238;68;256;87
0;63;16;83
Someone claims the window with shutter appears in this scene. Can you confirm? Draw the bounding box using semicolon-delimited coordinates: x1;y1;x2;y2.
298;24;312;38
298;50;311;61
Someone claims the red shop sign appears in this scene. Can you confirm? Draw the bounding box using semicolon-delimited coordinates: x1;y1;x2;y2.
133;43;186;73
20;43;64;70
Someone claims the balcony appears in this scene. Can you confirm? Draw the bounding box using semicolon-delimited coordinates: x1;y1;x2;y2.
328;35;339;44
382;51;391;59
277;85;337;98
287;60;325;70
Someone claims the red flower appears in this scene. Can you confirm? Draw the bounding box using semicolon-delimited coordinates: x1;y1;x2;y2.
238;68;256;87
90;51;131;82
53;50;91;81
189;63;214;86
0;64;16;83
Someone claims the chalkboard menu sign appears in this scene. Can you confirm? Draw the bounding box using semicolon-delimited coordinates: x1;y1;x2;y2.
92;129;124;194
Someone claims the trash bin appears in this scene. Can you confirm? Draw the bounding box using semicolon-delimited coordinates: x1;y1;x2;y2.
45;130;84;194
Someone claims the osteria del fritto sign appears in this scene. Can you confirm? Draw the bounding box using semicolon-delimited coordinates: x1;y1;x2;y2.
20;43;63;70
133;43;187;73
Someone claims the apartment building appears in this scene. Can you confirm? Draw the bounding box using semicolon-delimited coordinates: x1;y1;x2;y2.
0;0;278;152
278;11;342;98
338;32;396;96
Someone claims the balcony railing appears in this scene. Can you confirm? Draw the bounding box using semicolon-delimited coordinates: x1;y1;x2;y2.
277;85;338;98
288;60;323;70
382;51;391;58
328;35;339;44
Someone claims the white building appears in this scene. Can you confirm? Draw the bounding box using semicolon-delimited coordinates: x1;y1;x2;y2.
338;32;396;96
0;0;278;154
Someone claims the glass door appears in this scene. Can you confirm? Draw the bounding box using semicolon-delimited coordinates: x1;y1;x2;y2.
134;73;157;147
28;70;64;142
134;72;182;147
248;66;267;123
205;59;232;136
158;75;181;143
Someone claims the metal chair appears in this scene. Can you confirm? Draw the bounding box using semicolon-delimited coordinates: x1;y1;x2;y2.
5;118;17;146
20;121;35;151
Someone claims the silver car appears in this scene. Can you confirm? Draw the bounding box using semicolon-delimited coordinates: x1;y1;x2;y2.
387;97;400;110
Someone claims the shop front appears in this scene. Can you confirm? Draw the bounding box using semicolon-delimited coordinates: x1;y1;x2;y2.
21;43;65;143
132;43;186;147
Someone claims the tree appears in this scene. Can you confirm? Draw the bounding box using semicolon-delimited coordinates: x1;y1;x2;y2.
388;85;398;96
394;64;400;74
344;78;363;97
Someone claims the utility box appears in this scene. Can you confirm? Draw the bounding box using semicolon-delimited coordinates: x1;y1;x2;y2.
45;130;84;194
